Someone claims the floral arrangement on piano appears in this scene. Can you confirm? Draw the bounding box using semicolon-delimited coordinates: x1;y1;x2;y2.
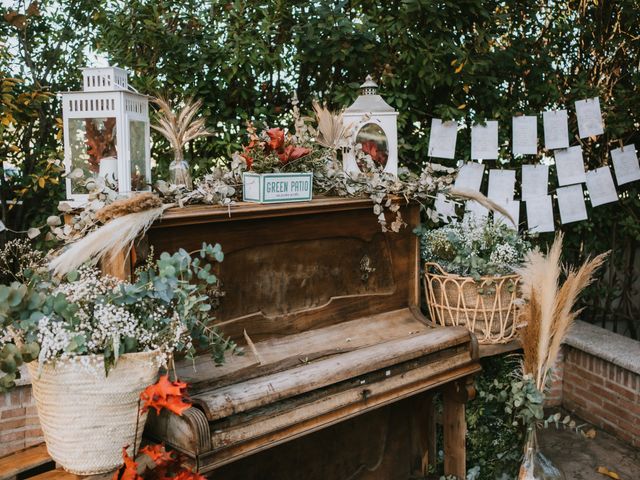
49;96;458;257
0;239;239;474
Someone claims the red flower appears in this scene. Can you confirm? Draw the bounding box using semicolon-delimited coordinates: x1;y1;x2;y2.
266;128;285;151
361;140;388;165
140;375;191;416
278;145;311;164
241;153;254;169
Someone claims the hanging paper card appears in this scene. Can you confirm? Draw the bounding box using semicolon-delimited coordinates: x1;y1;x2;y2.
465;200;489;220
556;185;588;224
512;116;538;155
428;119;457;159
454;162;485;191
555;146;586;186
585;167;618;207
543;110;569;150
611;145;640;185
471;121;499;160
525;195;554;233
521;164;549;200
434;193;457;222
575;97;604;138
488;169;516;202
494;199;520;230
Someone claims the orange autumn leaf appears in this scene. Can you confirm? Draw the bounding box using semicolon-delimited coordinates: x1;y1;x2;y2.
596;466;620;479
113;447;143;480
140;444;175;467
171;469;207;480
140;375;191;416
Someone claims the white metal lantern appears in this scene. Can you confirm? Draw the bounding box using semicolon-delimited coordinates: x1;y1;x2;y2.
343;75;398;176
61;66;150;204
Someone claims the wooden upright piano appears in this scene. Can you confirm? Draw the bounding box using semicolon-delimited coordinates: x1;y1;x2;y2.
139;197;480;479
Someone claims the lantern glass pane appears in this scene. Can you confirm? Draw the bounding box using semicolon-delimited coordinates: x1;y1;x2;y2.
355;123;389;170
129;120;148;191
68;117;118;193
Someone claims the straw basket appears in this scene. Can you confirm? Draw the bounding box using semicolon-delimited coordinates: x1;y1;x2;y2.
28;350;160;475
423;262;521;344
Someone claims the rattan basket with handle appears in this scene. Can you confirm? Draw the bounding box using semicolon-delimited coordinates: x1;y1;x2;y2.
27;350;160;475
423;262;521;344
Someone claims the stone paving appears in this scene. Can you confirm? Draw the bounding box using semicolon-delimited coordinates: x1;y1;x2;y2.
539;417;640;480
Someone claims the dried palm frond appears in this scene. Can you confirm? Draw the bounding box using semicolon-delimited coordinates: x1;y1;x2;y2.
152;97;213;161
448;187;516;227
312;100;353;151
516;233;608;391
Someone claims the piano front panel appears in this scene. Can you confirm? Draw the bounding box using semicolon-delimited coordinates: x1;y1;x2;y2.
147;199;420;342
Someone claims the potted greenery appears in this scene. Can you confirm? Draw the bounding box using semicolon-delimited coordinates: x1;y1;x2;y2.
0;240;238;475
416;216;531;344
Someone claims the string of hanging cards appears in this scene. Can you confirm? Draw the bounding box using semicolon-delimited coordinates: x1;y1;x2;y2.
428;97;640;232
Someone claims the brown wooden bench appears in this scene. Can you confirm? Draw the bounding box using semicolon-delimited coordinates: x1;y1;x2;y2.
0;444;54;480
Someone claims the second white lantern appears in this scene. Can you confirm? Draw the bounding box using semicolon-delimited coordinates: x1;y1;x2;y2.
342;75;398;176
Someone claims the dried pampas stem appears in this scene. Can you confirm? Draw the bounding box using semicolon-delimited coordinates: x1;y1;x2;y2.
49;204;172;277
516;233;608;391
95;192;163;223
448;187;516;227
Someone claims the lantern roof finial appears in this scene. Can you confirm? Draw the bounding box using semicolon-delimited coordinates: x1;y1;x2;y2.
344;75;395;114
360;75;378;95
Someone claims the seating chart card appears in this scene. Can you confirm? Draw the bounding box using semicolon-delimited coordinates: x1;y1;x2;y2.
521;164;549;200
556;185;588;224
428;119;458;159
555;146;586;186
525;195;555;233
471;121;499;160
454;162;485;192
543;110;569;150
434;193;458;221
487;169;516;203
575;97;604;138
611;145;640;185
512;116;538;155
494;198;520;230
585;167;618;207
465;200;489;220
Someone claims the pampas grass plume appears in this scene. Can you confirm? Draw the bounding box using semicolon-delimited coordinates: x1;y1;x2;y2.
516;233;608;391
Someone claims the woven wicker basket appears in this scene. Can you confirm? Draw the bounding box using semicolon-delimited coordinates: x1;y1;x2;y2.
423;262;521;344
28;350;160;475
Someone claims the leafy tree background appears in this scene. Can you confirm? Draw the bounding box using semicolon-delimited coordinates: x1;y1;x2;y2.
2;0;640;338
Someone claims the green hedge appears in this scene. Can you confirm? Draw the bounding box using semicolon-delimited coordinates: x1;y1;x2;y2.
2;0;640;336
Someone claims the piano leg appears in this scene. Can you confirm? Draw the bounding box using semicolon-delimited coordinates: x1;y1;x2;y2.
443;377;476;479
425;393;437;472
409;393;437;477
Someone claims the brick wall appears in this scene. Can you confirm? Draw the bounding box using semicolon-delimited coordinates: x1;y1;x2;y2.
561;346;640;448
0;384;43;457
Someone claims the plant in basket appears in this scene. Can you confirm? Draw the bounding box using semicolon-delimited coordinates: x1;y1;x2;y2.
0;240;239;475
415;215;531;343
